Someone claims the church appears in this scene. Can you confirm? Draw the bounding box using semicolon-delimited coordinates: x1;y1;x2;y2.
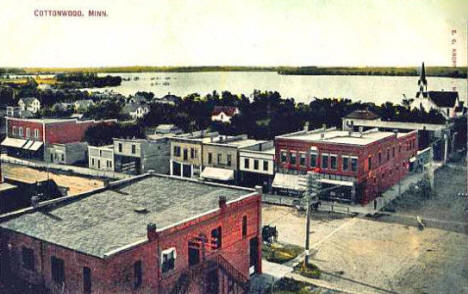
410;62;465;119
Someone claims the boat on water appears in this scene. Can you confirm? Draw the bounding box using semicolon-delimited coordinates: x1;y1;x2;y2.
163;82;170;86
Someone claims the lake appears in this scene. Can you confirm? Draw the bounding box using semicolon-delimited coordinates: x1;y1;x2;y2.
87;71;466;105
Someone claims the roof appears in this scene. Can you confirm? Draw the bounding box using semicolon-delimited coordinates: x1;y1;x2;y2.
278;129;394;146
74;100;94;107
212;106;239;116
19;97;39;106
427;91;459;107
0;175;253;258
344;110;380;120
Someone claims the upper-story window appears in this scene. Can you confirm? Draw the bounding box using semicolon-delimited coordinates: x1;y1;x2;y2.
330;155;337;170
183;148;188;160
342;156;349;171
263;161;268;171
173;146;181;157
26;128;30;138
18;127;23;136
161;248;176;274
242;216;248;238
227;154;232;166
378;152;382;164
51;256;65;284
351;157;358;172
34;129;39;139
118;143;123;153
280;151;287;163
217;154;222;164
368;156;372;170
190;148;195;159
134;260;142;289
321;154;329;169
387;149;390;161
12;126;17;136
208;152;213;164
254;160;259;170
22;247;34;271
290;152;296;165
299;153;306;166
392;147;395;158
211;226;222;249
310;152;317;168
131;144;136;154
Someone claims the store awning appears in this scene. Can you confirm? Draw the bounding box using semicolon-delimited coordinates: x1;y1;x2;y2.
28;141;44;151
1;137;28;148
272;173;306;191
317;178;354;187
23;140;34;149
201;167;235;181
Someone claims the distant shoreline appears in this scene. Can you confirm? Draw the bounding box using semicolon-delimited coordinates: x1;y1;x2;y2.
0;65;466;79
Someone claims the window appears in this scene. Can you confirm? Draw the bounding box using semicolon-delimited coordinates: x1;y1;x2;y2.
399;146;402;153
263;161;268;171
244;158;249;169
107;160;112;168
378;152;382;164
190;148;195;159
118;143;123;153
280;151;287;162
227;154;232;166
322;154;329;169
19;127;23;136
330;155;337;170
61;154;64;162
310;153;317;168
161;248;176;273
392;147;395;158
387;149;390;161
51;256;65;284
242;216;248;238
290;152;296;165
217;154;222;164
12;126;17;136
351;158;358;172
183;148;188;160
134;261;142;289
22;247;34;271
173;146;181;157
208;152;213;164
254;160;259;170
211;227;222;249
131;144;136;154
91;158;95;165
83;267;91;294
26;128;30;138
342;157;349;171
300;153;306;166
368;156;372;170
34;129;39;139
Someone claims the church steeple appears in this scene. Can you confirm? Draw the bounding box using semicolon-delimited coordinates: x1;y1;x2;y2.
417;62;427;93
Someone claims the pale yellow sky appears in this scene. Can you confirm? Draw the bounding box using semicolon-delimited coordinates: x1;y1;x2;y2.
0;0;467;67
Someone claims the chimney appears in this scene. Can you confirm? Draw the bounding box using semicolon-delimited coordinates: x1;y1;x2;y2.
218;195;227;210
304;121;309;132
255;185;263;196
147;223;158;241
359;126;363;137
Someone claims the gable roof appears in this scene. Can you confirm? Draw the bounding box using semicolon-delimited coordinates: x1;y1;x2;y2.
212;106;239;116
427;91;458;108
19;97;39;106
344;109;380;120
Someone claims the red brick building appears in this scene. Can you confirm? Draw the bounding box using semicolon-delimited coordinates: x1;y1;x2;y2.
273;126;418;205
1;118;115;161
0;174;261;293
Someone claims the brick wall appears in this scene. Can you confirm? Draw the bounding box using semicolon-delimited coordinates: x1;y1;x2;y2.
6;119;43;141
0;194;261;294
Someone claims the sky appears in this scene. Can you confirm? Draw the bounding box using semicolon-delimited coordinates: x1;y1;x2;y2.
0;0;467;67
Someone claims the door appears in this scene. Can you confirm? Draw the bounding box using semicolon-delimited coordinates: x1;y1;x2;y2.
188;241;200;266
249;237;259;275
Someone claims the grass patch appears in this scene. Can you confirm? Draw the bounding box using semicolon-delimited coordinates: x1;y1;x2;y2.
262;243;304;264
294;262;322;279
272;277;323;294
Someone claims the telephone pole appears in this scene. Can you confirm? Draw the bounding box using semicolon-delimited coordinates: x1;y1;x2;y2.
303;171;320;266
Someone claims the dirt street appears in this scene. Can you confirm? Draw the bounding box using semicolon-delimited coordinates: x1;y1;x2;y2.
262;163;468;294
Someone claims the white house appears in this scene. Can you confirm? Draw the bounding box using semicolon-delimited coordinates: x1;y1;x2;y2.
211;106;240;123
18;97;41;114
122;103;150;119
74;99;95;112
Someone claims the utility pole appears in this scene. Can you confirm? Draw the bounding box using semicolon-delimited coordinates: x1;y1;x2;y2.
303;171;320;266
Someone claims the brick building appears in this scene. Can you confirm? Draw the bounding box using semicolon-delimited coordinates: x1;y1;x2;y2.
273;125;418;205
1;118;115;162
0;174;261;294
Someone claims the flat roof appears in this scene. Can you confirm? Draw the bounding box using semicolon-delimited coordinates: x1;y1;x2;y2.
207;139;264;149
0;175;253;258
279;130;394;146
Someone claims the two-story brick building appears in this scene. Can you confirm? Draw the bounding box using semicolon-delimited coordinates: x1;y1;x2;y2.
273;125;418;205
0;174;262;294
1;118;115;162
